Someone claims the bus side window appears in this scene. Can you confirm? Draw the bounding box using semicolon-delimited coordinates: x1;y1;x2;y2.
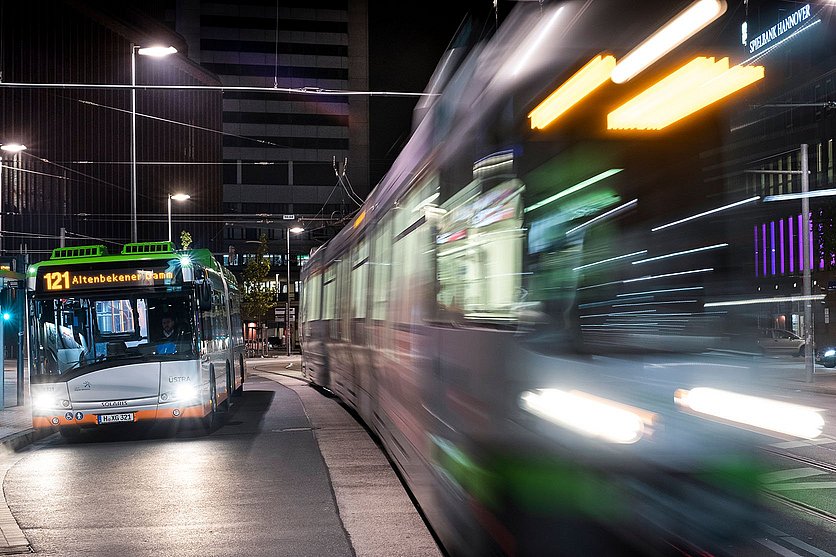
201;310;213;346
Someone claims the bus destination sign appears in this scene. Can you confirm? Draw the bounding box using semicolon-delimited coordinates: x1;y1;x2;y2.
39;267;179;292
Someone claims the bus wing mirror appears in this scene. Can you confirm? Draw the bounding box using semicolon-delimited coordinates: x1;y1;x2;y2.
196;279;212;310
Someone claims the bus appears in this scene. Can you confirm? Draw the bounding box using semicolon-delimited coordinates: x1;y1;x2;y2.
27;241;246;437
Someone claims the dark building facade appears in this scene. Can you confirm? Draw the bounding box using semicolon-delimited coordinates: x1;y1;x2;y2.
155;0;371;343
717;1;836;346
0;1;224;260
170;0;370;264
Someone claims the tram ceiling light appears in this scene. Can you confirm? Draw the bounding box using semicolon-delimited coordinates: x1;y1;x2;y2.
608;57;764;130
675;387;824;439
137;46;178;57
528;53;616;130
610;0;727;84
520;388;657;444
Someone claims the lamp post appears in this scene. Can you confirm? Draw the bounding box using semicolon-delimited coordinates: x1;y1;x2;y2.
0;144;26;255
287;226;304;356
167;193;190;243
131;44;177;243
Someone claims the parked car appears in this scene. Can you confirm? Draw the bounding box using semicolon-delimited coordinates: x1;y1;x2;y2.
817;347;836;368
757;328;807;357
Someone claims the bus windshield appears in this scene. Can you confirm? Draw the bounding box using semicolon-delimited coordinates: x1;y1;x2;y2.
31;294;196;378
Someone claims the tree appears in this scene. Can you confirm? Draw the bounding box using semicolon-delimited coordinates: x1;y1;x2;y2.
241;233;276;354
180;230;192;250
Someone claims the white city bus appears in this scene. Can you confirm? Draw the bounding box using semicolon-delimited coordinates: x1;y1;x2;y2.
27;242;246;437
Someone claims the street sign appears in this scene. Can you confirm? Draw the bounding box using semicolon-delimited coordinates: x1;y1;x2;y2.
282;214;296;220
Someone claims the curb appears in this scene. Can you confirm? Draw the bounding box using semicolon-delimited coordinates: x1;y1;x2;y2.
0;427;55;453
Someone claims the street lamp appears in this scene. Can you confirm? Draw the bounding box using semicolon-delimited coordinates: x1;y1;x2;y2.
0;144;26;255
167;193;190;243
287;226;304;356
131;44;177;243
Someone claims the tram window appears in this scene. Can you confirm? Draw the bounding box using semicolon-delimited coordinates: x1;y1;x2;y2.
338;258;350;342
323;264;337;339
371;218;393;350
436;179;524;322
305;272;322;322
351;240;369;320
390;176;437;329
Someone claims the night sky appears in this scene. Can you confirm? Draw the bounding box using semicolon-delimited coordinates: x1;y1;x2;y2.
367;1;497;189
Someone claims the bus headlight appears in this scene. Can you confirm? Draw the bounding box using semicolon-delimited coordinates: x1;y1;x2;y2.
33;394;71;411
173;384;197;402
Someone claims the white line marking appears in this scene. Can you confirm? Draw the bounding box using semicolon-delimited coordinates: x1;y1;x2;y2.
762;467;827;483
771;438;836;449
768;481;836;491
782;536;836;557
756;538;808;557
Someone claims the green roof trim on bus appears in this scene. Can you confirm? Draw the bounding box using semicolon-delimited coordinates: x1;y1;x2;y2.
50;245;108;259
31;245;234;288
121;242;175;255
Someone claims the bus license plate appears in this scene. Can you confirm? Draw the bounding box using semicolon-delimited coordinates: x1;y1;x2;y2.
97;413;134;424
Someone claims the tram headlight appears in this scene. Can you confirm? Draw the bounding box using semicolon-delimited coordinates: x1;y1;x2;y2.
519;388;656;444
675;387;824;439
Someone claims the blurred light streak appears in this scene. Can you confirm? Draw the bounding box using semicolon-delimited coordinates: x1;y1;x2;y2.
651;196;760;232
412;192;440;213
632;243;728;264
617;286;704;297
610;0;727;84
565;199;637;236
579;309;657;319
609;57;764;130
579;296;652;309
520;388;656;444
612;300;697;307
578;280;623;291
764;188;836;202
524;168;623;213
573;250;647;271
704;294;825;307
675;387;824;439
512;7;564;77
623;268;713;283
473;150;514;175
353;210;366;229
528;54;616;129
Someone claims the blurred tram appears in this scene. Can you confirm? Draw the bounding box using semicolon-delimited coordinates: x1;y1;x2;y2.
301;1;825;555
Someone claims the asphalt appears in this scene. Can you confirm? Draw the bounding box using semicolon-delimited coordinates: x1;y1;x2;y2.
0;355;443;557
0;354;834;555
